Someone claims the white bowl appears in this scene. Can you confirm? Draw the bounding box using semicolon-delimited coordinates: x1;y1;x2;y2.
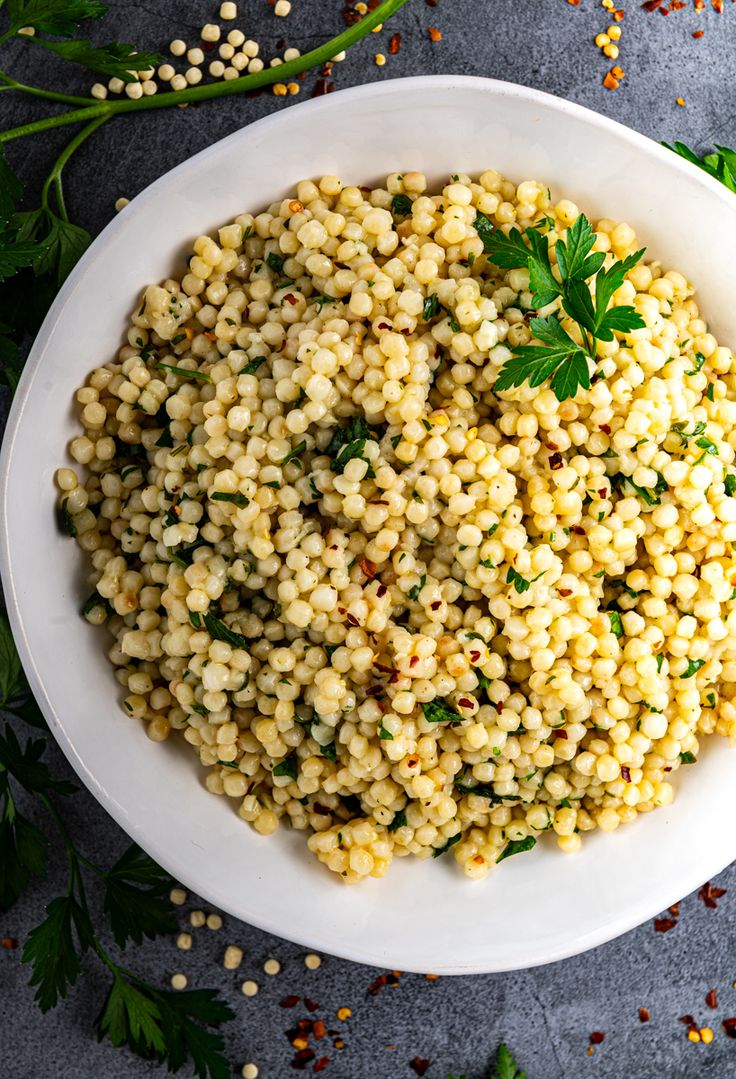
3;75;736;975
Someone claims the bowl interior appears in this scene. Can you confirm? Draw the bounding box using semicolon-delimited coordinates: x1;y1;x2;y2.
3;76;736;974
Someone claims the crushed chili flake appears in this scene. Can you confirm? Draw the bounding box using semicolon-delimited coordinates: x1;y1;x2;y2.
359;558;377;579
567;0;581;5
304;998;320;1012
679;1014;697;1026
603;71;620;90
428;26;442;41
639;1007;651;1023
713;0;724;11
313;1019;327;1040
458;698;474;708
313;1059;330;1074
554;729;569;739
409;1059;431;1077
599;424;612;434
1;936;18;949
425;0;438;6
388;32;402;54
706;988;718;1009
291;1048;316;1070
425;974;439;981
621;765;631;783
654;916;678;932
693;28;705;36
668;902;680;917
698;881;727;909
722;1018;736;1038
368;973;389;996
281;995;301;1008
590;1031;605;1045
336;1007;352;1021
549;452;564;470
558;588;572;597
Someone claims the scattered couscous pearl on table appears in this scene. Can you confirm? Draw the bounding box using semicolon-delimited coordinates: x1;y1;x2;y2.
58;168;736;885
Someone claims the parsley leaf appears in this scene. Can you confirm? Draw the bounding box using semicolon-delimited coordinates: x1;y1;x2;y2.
238;356;266;375
0;770;47;913
388;809;407;832
421;699;464;724
679;751;697;764
273;753;298;781
608;611;624;638
211;491;248;507
494;315;590;402
390;194;413;217
189;612;248;651
266;251;285;275
27;38;161;81
423;293;440;321
496;836;536;863
432;833;461;858
482;222;529;266
680;658;705;679
492;1043;527;1079
23;893;93;1011
102;844;176;949
665;141;736;194
8;0;106;36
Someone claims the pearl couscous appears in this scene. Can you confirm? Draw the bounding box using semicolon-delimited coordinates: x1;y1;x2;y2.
57;170;736;883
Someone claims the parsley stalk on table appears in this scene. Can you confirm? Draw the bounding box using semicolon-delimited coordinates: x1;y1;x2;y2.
0;614;235;1079
0;0;409;386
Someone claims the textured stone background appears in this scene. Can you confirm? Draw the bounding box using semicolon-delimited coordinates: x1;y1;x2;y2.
2;2;736;1078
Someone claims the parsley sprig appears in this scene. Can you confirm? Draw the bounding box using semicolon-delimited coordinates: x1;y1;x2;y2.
481;212;645;401
449;1042;527;1079
0;0;409;389
0;613;234;1077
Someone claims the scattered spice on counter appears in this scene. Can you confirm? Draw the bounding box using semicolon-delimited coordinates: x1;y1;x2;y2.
1;936;18;949
264;958;282;976
698;881;727;909
367;970;402;995
388;32;402;53
705;988;718;1009
428;26;442;40
688;1029;701;1043
589;1031;605;1045
722;1017;736;1038
409;1058;431;1076
676;96;686;106
654;915;678;932
280;995;301;1008
425;974;440;981
337;1007;352;1021
700;1027;714;1044
304;998;320;1012
639;1008;651;1022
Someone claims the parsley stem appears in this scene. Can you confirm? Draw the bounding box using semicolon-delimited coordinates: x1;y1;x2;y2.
0;68;94;106
37;791;106;878
0;0;408;144
40;114;109;220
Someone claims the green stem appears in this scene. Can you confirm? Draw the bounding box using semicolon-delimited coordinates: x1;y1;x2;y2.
40;114;108;219
0;0;408;144
38;792;106;878
0;68;94;106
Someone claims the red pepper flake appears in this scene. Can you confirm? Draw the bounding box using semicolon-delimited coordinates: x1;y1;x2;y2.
425;974;439;981
554;729;569;739
599;424;611;434
698;881;727;909
572;525;585;535
409;1059;431;1077
642;0;662;9
612;7;625;18
313;1019;327;1040
283;294;298;307
359;558;377;579
376;321;392;331
668;902;680;917
1;936;18;949
654;917;678;932
377;584;388;598
388;32;402;54
621;765;631;783
430;600;441;611
706;988;718;1009
558;588;572;598
589;1032;605;1045
291;1048;316;1070
496;701;503;714
693;29;705;37
426;0;438;5
723;1018;736;1039
368;973;388;996
713;0;724;12
597;488;608;499
313;803;330;816
304;998;320;1012
458;698;474;709
281;995;301;1008
313;1059;330;1074
639;1007;651;1023
346;613;360;627
428;26;442;41
679;1014;697;1026
410;655;419;667
469;650;481;663
549;452;564;470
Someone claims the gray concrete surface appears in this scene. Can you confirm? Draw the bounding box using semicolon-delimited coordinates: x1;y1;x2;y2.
2;1;736;1077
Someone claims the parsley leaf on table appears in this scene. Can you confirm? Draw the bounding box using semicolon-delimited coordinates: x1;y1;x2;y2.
0;770;48;912
23;893;94;1011
7;0;106;36
27;38;162;83
492;1043;527;1079
665;141;736;193
102;844;177;948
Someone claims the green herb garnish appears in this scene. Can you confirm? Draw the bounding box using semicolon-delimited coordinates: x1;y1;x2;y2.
496;836;537;864
156;362;210;383
211;491;248;507
421;699;464;725
431;833;461;858
272;753;298;781
680;658;706;678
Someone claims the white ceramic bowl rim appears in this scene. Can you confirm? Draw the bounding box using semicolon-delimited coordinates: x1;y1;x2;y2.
3;75;736;975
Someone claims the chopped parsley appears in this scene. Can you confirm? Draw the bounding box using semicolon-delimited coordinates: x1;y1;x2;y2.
421;699;464;725
266;251;286;275
432;833;461;858
388;809;407;833
687;351;706;375
408;574;426;602
679;751;696;764
156;362;210;382
496;836;537;863
390;193;413;217
423;293;440;321
272;753;298;781
608;611;624;638
239;356;266;375
680;658;705;678
378;721;394;741
282;440;307;467
211;491;248;507
189;611;248;650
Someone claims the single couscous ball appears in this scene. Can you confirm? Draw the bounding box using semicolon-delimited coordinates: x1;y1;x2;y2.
58;169;736;883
